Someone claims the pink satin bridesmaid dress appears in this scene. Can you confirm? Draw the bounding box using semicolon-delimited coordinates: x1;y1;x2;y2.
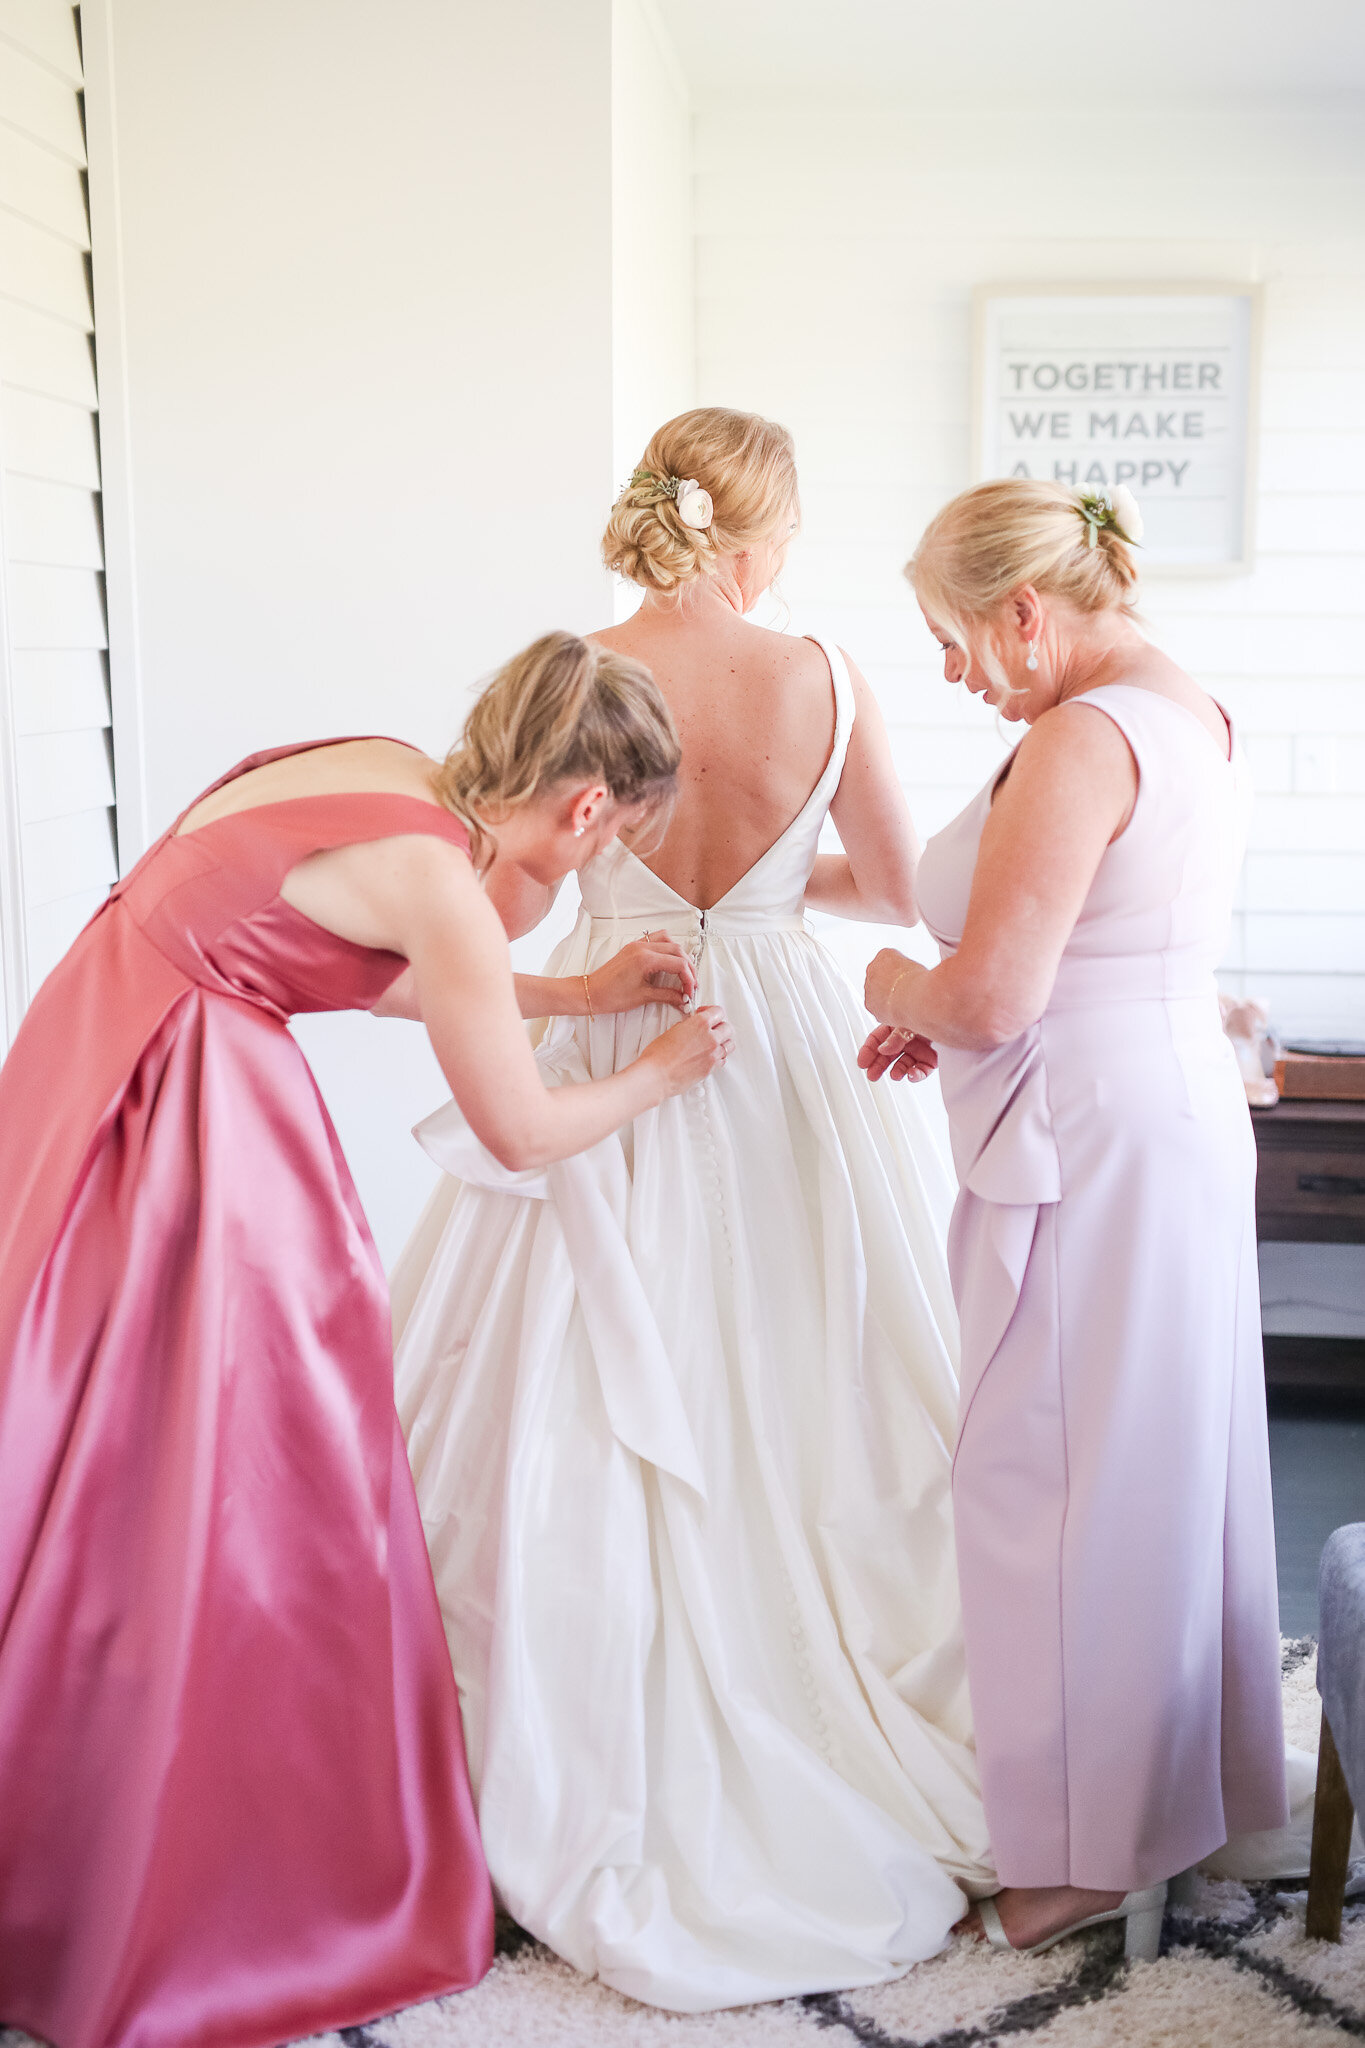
918;685;1287;1893
0;744;493;2048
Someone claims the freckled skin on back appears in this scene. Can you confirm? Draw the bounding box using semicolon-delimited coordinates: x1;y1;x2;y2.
592;615;838;909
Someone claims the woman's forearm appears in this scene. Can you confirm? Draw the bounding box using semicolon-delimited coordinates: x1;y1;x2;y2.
514;973;588;1020
377;969;587;1023
878;953;1036;1052
804;855;918;926
491;1057;670;1171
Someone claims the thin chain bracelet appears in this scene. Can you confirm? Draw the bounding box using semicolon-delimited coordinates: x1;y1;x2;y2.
582;972;594;1021
886;964;915;1026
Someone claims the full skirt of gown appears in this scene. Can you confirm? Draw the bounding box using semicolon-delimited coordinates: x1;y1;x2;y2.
392;855;997;2013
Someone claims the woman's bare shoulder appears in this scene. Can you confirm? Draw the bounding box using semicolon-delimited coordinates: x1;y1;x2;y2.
748;623;834;674
177;736;441;834
586;622;632;652
227;734;438;792
589;618;835;706
322;735;442;786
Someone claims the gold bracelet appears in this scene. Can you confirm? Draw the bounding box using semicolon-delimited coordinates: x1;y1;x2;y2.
886;964;915;1022
582;972;594;1021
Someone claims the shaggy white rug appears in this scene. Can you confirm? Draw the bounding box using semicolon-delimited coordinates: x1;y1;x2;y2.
6;1645;1363;2048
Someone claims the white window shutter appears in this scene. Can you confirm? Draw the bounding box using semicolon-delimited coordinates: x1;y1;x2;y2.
0;0;116;1042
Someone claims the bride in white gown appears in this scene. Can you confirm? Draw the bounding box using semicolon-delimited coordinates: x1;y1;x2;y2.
394;413;1327;2006
391;407;996;2010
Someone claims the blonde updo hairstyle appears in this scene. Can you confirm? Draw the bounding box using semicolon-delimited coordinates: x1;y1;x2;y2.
908;479;1140;684
436;630;680;869
603;407;800;595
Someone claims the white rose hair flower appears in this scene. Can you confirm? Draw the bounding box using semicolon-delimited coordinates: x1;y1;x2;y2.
1109;484;1144;545
674;481;714;531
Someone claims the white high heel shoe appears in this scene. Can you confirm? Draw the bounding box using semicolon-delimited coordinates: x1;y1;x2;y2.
976;1881;1167;1962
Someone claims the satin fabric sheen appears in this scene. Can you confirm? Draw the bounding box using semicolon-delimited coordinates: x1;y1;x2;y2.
918;687;1288;1890
0;745;492;2048
390;644;997;2014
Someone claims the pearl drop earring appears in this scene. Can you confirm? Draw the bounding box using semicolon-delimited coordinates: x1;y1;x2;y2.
573;825;585;838
1026;640;1039;671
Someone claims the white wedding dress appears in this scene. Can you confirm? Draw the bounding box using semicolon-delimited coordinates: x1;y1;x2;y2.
391;640;997;2011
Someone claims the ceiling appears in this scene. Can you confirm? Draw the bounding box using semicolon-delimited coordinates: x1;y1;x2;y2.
654;0;1365;104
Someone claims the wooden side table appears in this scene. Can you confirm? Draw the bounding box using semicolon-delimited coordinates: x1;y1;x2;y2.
1253;1100;1365;1396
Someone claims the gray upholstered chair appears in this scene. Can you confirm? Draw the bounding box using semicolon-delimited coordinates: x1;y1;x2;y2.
1308;1522;1365;1941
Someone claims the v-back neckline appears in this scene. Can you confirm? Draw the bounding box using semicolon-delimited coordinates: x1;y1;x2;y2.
620;636;851;916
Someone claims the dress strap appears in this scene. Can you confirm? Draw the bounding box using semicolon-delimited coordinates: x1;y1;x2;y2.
803;637;856;799
1070;684;1235;770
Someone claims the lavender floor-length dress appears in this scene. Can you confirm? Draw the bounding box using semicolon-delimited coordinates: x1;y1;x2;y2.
917;685;1288;1892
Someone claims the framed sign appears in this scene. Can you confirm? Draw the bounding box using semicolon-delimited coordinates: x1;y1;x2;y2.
973;284;1262;572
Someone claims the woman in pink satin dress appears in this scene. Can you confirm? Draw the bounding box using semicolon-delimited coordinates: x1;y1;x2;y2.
861;482;1287;1959
0;631;729;2048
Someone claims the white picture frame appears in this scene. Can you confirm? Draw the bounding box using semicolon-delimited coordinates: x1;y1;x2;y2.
972;283;1263;575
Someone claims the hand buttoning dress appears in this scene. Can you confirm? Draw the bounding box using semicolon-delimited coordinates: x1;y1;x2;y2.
391;641;995;2013
917;685;1288;1891
0;745;493;2048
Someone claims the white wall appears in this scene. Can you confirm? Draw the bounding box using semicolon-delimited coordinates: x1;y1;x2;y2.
694;95;1365;1326
610;0;695;635
612;0;695;484
92;0;616;1262
492;1;700;1002
83;17;1365;1313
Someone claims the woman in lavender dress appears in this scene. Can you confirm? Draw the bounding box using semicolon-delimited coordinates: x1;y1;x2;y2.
862;480;1287;1957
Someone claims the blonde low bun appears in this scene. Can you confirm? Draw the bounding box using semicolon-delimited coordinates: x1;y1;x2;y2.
908;478;1141;636
603;407;800;594
602;485;712;594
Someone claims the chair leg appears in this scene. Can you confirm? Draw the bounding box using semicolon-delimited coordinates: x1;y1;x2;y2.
1307;1709;1355;1943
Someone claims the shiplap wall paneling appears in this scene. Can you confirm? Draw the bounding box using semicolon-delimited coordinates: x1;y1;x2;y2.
695;102;1365;1040
0;0;116;1008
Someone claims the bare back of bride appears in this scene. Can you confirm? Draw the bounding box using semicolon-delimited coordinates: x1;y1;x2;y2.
391;409;995;2011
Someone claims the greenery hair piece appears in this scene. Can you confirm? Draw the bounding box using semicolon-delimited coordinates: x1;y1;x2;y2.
1076;484;1144;549
626;468;681;504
